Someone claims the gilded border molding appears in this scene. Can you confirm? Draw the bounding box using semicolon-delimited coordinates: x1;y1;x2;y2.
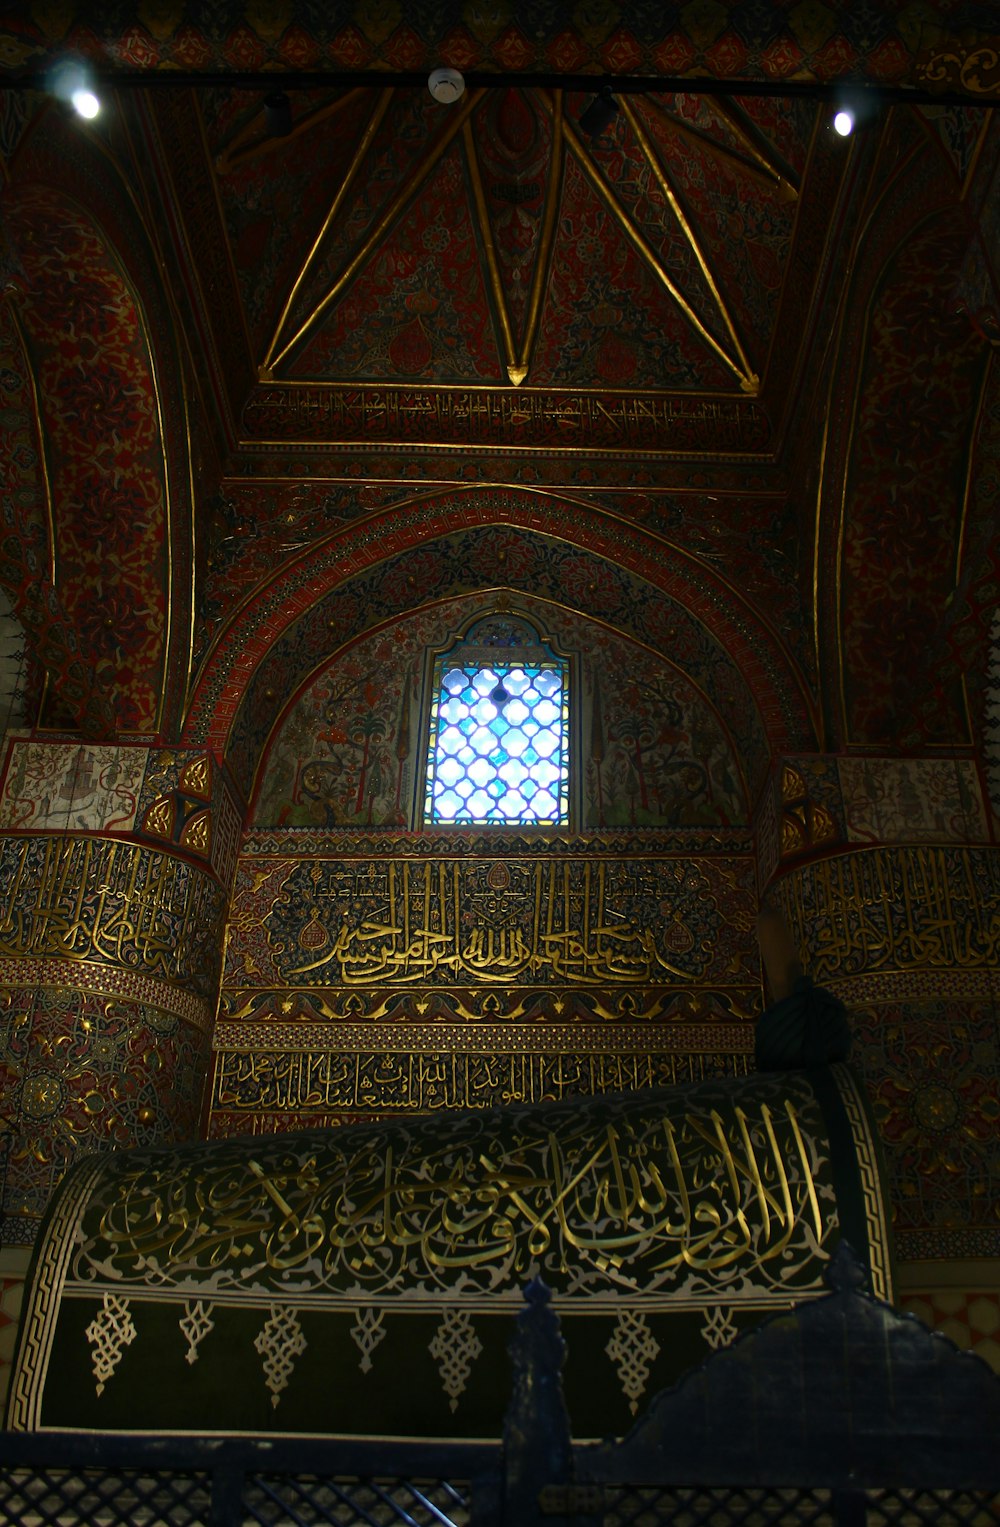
0;958;215;1036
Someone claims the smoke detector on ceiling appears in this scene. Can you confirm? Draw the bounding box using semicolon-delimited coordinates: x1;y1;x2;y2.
428;68;465;104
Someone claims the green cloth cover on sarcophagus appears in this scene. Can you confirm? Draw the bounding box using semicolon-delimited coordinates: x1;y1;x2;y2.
7;1066;890;1440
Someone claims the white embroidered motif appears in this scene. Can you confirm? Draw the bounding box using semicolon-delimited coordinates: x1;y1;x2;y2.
254;1306;307;1409
85;1294;137;1397
605;1310;660;1414
429;1308;483;1413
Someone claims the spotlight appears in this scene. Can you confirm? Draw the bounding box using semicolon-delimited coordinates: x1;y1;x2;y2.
264;90;292;137
48;58;101;120
71;88;100;120
580;85;619;140
428;68;465;104
833;108;855;137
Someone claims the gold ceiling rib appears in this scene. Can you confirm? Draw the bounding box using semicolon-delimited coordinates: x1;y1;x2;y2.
710;98;800;202
642;96;798;204
218;86;372;175
618;96;756;388
264;87;486;378
555;108;758;393
463;119;521;384
516;88;564;388
261;87;394;378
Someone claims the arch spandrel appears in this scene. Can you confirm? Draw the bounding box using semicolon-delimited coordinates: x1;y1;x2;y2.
249;593;751;832
185;488;817;794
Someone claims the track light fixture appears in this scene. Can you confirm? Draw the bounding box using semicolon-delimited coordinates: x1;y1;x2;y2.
579;85;619;140
264;90;292;136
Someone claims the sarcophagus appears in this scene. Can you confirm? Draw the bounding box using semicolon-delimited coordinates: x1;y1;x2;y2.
8;1065;889;1439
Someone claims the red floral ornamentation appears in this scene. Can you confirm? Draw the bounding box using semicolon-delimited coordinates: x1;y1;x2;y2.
705;31;748;77
547;32;590;71
223;26;268;71
594;331;639;386
327;25;373;68
383;26;426;71
868;36;912;80
63;26;104;61
814;35;859;80
760;37;804;78
601;29;643;73
279;25;321;69
437;27;480;70
492;26;534;71
653;35;697;73
171;26;213;70
116;25;159;67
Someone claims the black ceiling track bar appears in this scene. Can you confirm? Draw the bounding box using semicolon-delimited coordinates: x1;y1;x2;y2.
3;68;998;109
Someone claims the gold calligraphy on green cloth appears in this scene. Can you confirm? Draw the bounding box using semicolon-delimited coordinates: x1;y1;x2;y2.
75;1075;839;1306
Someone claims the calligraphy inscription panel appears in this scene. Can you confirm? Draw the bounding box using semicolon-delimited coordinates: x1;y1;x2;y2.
0;837;228;999
773;846;1000;986
226;853;759;1001
211;1046;754;1117
242;387;771;454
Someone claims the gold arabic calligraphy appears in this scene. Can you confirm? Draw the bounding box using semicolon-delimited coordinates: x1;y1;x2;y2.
256;858;752;988
83;1083;833;1300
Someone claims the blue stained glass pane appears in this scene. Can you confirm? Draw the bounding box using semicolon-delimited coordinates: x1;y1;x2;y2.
427;652;569;825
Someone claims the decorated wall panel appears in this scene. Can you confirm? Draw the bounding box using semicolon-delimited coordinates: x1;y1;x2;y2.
838;757;988;843
252;595;747;832
0;831;228;1242
3;6;995;88
771;845;1000;1262
3;185;170;734
222;846;759;1021
771;845;1000;1001
191;505;799;799
766;756;990;869
0;985;210;1245
215;825;760;1133
209;1021;755;1135
0;738;243;888
849;999;1000;1261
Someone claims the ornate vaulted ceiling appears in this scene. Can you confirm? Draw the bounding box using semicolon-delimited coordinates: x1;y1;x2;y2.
0;2;998;771
213;84;809;396
156;78;842;469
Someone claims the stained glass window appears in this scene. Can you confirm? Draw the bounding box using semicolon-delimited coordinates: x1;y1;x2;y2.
424;616;570;826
